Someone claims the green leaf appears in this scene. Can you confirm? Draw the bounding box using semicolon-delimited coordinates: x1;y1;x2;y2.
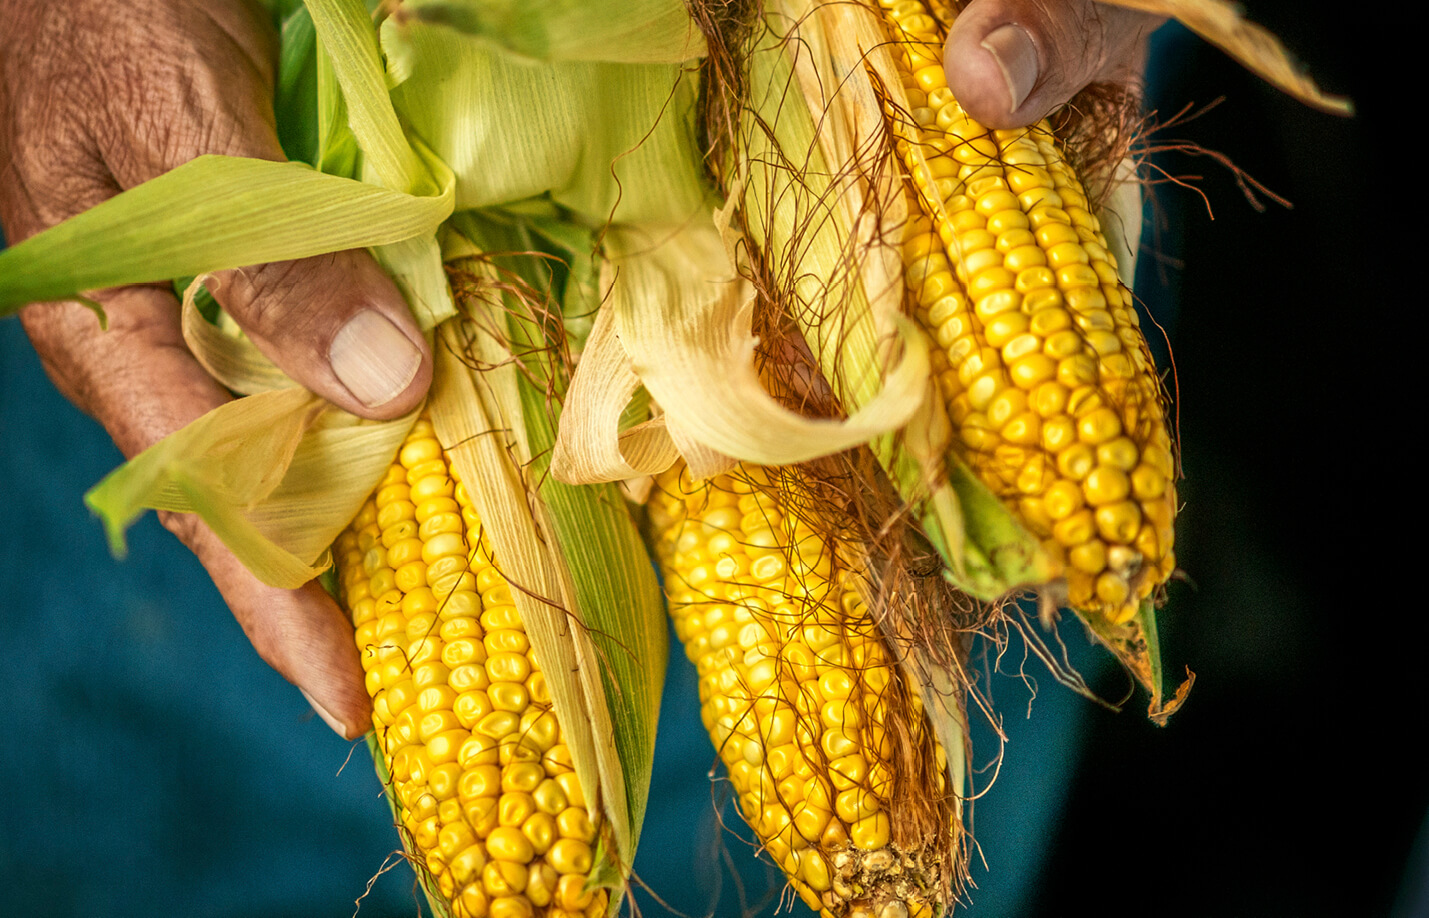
0;156;453;317
306;0;435;195
381;18;710;225
85;386;416;589
275;5;321;165
398;0;705;63
514;327;667;861
936;459;1057;597
314;29;359;178
367;733;453;918
1082;598;1195;724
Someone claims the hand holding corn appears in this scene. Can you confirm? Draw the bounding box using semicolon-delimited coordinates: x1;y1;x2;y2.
0;0;1161;745
0;0;437;739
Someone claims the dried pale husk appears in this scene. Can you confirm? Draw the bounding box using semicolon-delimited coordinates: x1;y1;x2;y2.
1099;0;1352;115
550;218;932;484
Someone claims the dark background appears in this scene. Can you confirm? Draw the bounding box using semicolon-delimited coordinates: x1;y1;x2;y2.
1;5;1418;918
1030;7;1422;918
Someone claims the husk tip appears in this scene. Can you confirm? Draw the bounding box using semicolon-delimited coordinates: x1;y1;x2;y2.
1148;666;1196;726
83;489;132;560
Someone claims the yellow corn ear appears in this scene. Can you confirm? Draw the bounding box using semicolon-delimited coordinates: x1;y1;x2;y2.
880;0;1176;622
649;463;956;918
333;416;607;918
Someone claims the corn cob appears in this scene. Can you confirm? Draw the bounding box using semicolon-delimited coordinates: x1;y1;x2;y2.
869;0;1177;622
650;463;958;918
333;416;607;918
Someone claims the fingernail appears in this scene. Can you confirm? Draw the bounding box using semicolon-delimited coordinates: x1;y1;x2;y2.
300;687;355;739
330;310;422;408
981;24;1038;114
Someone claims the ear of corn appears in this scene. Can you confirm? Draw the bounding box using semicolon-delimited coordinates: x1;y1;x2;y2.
334;415;611;918
638;0;1190;715
649;463;963;918
875;0;1177;623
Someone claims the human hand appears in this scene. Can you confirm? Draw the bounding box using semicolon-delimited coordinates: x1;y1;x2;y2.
0;0;433;739
943;0;1166;128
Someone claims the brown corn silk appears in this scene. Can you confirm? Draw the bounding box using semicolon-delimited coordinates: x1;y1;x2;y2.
334;416;609;918
649;461;964;918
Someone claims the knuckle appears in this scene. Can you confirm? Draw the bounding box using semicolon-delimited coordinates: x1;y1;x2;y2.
223;254;346;336
2;0;280;196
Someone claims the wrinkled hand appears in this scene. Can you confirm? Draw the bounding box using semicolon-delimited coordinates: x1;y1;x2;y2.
0;0;433;739
944;0;1165;128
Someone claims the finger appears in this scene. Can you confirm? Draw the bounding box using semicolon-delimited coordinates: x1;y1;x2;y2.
88;2;286;189
21;285;370;738
206;253;434;419
943;0;1164;129
21;286;232;460
163;510;371;740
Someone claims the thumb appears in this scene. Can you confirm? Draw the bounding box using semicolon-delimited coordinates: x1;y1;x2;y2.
75;1;434;421
943;0;1164;129
206;252;433;419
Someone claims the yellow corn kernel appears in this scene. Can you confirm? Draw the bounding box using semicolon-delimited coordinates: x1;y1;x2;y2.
335;416;603;918
650;463;955;916
880;0;1176;619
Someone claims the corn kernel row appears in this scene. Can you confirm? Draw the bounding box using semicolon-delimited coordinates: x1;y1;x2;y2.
879;0;1177;620
650;464;950;918
335;418;606;918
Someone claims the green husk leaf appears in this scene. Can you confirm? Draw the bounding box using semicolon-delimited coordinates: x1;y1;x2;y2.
274;5;321;164
532;467;668;864
449;215;667;883
380;18;710;225
180;277;293;396
0;156;453;317
313;20;359;178
307;0;433;195
366;733;453;918
517;213;602;350
84;387;416;589
1082;599;1195;724
372;231;458;329
397;0;706;64
936;460;1058;597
